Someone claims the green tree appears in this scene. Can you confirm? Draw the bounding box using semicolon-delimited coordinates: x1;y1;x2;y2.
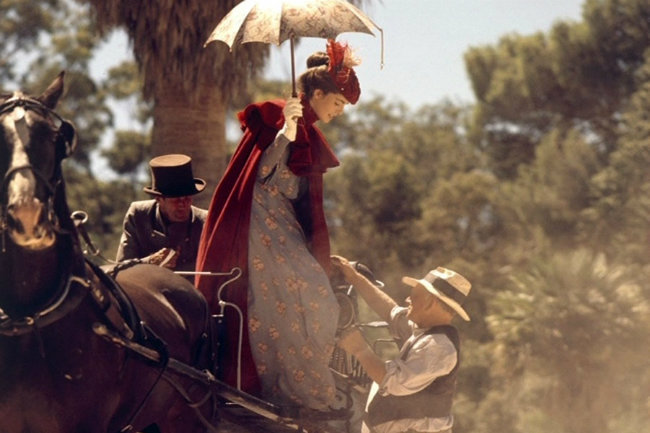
582;53;650;262
0;0;62;83
495;129;602;250
486;250;649;433
328;100;483;279
464;0;650;179
457;3;650;432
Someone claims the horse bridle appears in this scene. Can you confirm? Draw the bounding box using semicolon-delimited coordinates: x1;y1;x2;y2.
0;96;86;337
0;96;75;248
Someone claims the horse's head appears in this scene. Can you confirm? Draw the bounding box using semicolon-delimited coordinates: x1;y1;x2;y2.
0;72;77;251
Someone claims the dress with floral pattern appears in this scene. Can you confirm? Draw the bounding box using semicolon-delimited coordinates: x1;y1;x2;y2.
247;133;340;410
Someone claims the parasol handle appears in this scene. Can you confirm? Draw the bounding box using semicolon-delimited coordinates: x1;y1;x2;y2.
290;35;297;97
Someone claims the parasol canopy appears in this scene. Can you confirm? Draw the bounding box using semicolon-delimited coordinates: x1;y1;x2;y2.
205;0;383;96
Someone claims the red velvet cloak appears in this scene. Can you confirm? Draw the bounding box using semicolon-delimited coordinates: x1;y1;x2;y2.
194;98;339;393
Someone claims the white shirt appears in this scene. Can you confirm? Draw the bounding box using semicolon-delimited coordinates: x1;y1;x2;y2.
361;307;458;433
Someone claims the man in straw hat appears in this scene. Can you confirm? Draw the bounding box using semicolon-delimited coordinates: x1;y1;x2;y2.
116;154;208;274
331;255;472;433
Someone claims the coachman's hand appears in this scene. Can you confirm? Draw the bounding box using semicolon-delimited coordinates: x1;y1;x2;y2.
144;247;179;269
337;326;369;357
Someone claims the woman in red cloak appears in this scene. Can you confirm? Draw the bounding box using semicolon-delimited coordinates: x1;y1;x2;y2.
195;39;361;410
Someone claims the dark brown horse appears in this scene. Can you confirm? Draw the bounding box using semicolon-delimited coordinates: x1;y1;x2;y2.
0;73;216;433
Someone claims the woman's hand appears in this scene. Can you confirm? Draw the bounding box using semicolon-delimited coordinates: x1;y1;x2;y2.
280;97;302;141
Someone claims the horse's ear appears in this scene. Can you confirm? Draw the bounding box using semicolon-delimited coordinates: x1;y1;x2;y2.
58;120;77;158
38;71;65;110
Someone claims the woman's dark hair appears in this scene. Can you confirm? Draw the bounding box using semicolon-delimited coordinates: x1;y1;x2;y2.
298;51;339;99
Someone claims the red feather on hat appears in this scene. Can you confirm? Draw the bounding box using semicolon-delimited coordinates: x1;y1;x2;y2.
326;39;361;104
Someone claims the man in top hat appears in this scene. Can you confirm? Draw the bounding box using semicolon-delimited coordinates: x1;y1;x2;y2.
330;255;472;433
116;154;208;275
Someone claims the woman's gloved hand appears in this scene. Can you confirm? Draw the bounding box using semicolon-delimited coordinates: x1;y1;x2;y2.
279;97;302;141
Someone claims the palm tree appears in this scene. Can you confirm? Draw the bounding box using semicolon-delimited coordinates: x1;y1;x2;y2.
82;0;370;208
82;0;267;207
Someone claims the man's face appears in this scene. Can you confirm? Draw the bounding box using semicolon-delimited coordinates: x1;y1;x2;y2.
156;195;192;222
405;284;435;326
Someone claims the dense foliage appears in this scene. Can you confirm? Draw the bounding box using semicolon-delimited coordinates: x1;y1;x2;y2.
1;1;648;432
326;1;650;431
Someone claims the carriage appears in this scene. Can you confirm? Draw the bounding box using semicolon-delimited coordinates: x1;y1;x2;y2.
0;72;388;433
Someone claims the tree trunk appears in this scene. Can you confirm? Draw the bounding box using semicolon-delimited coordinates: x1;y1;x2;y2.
151;78;227;209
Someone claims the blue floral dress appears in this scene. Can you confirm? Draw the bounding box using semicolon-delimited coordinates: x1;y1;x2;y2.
247;133;340;410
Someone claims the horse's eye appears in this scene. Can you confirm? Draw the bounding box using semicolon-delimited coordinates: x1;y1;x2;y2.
48;113;63;129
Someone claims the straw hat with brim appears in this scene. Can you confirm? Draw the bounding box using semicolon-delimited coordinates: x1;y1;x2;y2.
143;154;206;197
402;267;472;321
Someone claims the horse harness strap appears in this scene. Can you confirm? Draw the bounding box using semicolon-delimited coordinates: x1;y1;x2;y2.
0;257;144;344
85;259;149;342
0;260;136;341
86;259;173;365
0;273;90;337
85;261;136;341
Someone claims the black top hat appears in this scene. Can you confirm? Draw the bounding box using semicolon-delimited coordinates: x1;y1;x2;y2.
143;154;206;197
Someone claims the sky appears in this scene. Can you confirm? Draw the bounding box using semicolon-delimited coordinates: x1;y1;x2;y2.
94;0;586;110
263;0;586;107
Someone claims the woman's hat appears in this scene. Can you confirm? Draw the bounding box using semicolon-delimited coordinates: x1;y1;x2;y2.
326;39;361;104
402;267;472;321
143;154;206;197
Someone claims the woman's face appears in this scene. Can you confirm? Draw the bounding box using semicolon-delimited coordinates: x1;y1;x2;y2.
309;89;350;123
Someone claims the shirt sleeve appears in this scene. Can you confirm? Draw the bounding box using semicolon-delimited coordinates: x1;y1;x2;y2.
387;306;413;342
378;331;458;397
257;132;290;181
